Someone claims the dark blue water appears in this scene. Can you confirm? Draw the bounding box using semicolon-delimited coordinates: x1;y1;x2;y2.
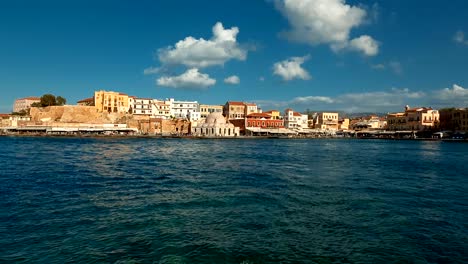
0;137;467;263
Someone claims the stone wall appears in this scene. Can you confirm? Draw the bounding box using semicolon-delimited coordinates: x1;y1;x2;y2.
29;106;129;124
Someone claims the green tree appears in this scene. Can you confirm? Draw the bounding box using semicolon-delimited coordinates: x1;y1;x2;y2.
40;94;56;106
56;96;66;105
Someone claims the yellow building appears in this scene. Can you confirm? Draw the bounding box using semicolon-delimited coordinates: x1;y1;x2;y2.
199;104;223;118
94;90;130;113
263;110;281;120
386;105;439;131
314;112;339;130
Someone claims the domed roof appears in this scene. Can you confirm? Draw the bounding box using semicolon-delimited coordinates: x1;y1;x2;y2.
205;112;227;125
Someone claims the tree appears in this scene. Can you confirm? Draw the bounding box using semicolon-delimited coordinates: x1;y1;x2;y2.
40;94;56;106
56;96;66;106
31;94;68;107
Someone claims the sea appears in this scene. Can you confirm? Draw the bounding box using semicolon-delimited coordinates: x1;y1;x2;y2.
0;137;467;263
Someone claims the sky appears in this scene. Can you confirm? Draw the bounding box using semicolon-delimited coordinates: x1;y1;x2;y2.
1;0;468;113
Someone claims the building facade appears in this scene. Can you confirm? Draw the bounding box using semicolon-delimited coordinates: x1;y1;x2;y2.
199;104;223;118
284;108;308;129
151;100;172;119
94;90;130;113
132;98;153;115
246;113;284;128
169;99;199;119
386;105;440;131
13;97;40;113
439;108;468;132
192;112;240;137
314;112;339;130
224;101;246;120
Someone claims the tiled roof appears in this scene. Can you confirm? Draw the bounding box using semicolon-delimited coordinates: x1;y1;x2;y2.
227;101;245;106
293;112;303;117
77;97;94;103
17;97;40;100
247;113;272;118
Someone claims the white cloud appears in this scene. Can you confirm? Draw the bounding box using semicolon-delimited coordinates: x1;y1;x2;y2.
292;96;334;104
454;31;468;45
224;75;240;85
273;55;311;81
259;76;265;82
157;22;247;68
143;67;160;75
349;35;379;56
258;87;426;113
433;84;468;106
156;68;216;89
275;0;379;56
257;84;468;113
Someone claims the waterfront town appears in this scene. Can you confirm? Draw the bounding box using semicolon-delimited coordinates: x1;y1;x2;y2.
1;90;467;139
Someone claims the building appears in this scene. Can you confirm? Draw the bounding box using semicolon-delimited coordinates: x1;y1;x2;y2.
350;116;386;131
191;112;240;137
132;98;153;115
13;97;40;113
246;113;284;128
313;112;339;130
77;97;94;106
386;105;439;131
94;90;130;113
187;111;201;122
439;108;468;132
263;110;281;120
199;104;223;118
224;101;246;120
245;103;259;115
169;99;199;119
223;101;260;120
151;100;172;119
284;108;308;129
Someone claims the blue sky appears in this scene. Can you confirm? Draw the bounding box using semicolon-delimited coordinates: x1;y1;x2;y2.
1;0;467;113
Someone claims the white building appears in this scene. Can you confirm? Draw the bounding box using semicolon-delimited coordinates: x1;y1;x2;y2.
151;100;171;119
187;111;201;122
169;99;199;119
132;98;153;115
13;97;40;113
192;112;240;137
284;108;308;129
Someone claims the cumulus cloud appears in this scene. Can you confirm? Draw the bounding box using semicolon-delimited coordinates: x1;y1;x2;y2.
432;84;468;107
157;68;216;89
273;55;311;81
275;0;379;56
348;35;379;56
157;22;247;68
454;31;468;45
224;75;240;85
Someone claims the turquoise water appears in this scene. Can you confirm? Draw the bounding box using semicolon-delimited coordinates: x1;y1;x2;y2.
0;137;467;263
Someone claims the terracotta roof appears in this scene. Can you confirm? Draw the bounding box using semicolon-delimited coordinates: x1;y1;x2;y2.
285;108;293;112
293;112;303;117
17;97;40;100
118;92;128;96
77;97;94;103
227;101;245;106
247;113;272;118
245;103;257;106
0;113;11;118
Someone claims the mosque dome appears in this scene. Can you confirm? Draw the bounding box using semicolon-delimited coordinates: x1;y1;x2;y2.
205;112;227;125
